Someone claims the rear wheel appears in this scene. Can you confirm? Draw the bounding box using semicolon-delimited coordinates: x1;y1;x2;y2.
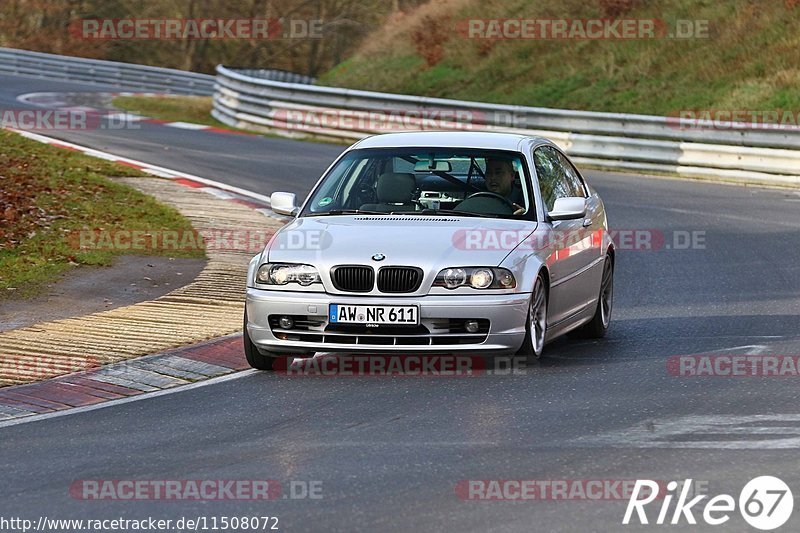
577;254;613;338
516;274;548;360
243;309;293;371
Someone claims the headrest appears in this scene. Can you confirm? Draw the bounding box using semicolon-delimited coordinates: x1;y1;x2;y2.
376;172;416;203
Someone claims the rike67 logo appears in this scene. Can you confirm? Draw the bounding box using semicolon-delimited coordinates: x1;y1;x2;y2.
623;477;793;530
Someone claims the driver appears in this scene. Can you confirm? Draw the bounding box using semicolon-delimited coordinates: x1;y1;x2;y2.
485;158;525;214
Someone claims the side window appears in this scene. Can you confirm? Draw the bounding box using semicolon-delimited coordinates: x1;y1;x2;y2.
555;150;588;198
534;146;587;212
533;146;561;211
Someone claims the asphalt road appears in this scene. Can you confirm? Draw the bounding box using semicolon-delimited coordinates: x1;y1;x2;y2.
2;73;800;532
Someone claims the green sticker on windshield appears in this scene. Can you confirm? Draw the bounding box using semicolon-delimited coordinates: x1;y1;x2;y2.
318;197;333;207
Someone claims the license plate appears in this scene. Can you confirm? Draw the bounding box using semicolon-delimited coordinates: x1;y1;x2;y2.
329;304;419;325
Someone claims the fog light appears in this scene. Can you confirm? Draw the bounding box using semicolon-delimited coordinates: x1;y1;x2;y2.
465;320;480;333
278;316;294;329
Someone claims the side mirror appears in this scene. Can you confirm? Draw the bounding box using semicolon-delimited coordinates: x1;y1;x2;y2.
548;197;586;221
270;192;299;216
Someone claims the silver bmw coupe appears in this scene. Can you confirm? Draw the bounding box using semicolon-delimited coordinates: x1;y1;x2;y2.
244;132;614;369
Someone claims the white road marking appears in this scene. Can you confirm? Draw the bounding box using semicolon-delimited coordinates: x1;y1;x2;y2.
105;112;146;122
200;186;235;199
252;441;501;447
653;205;800;229
166;121;210;130
580;414;800;449
16;91;64;105
0;370;257;430
703;344;769;355
142;168;176;178
64;106;99;113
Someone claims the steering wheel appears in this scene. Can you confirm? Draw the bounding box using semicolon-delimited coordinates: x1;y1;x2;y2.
465;191;515;208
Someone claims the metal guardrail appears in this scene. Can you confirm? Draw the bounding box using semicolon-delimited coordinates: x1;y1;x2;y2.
0;47;215;95
0;48;316;98
213;65;800;186
232;68;316;85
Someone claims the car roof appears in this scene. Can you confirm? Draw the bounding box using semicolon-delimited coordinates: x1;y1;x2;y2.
349;131;552;152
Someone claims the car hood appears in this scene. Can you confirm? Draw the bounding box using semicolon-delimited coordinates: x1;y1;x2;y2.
266;215;538;270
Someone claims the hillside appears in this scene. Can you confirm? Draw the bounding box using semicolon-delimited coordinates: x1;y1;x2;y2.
320;0;800;115
0;0;425;75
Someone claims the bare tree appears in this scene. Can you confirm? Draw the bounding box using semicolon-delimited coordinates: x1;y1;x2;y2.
0;0;427;75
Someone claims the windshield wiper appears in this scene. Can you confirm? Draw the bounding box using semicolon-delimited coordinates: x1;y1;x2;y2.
309;209;387;216
419;208;499;218
310;208;500;218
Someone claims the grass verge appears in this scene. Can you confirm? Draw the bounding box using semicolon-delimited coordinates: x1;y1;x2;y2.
112;95;350;145
113;95;224;128
0;129;205;299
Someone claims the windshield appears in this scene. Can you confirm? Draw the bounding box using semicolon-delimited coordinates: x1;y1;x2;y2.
301;147;534;219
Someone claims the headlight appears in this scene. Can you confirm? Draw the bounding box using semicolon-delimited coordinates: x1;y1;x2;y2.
442;268;468;289
256;263;320;286
433;267;516;289
470;268;494;289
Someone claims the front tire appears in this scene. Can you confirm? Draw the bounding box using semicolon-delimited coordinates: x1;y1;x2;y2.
516;274;548;360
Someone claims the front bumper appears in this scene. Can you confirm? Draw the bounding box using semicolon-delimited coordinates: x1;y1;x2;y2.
245;288;530;354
